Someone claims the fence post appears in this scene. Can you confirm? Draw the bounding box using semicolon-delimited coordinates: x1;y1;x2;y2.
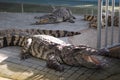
105;0;109;47
97;0;102;49
118;0;120;43
21;3;24;13
111;0;115;45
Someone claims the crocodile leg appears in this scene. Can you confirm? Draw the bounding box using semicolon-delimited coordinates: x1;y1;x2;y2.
20;44;31;60
20;51;31;60
68;19;75;23
72;16;76;19
20;38;32;60
63;18;75;23
46;54;64;72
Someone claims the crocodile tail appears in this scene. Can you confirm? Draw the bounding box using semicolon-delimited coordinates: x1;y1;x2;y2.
24;29;81;37
114;16;119;26
0;29;25;36
84;15;95;21
35;29;80;37
0;33;28;48
0;29;81;38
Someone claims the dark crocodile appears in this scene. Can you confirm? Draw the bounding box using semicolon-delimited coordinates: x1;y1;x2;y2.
83;15;119;28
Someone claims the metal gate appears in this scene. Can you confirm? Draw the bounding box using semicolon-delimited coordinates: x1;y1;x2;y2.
97;0;120;49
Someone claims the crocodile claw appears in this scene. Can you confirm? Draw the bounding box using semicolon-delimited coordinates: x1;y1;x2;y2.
20;53;31;60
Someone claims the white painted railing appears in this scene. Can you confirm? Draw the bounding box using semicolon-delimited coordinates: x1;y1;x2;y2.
97;0;120;49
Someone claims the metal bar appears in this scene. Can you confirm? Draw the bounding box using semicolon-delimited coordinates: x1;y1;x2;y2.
105;0;109;47
97;0;102;49
21;3;24;13
106;43;120;49
101;0;103;23
118;0;120;43
111;0;115;45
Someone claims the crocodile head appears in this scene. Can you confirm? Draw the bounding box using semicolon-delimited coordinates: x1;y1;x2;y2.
35;15;59;24
72;46;108;69
59;45;108;69
74;53;107;69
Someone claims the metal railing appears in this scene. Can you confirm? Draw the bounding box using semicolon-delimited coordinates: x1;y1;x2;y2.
97;0;120;49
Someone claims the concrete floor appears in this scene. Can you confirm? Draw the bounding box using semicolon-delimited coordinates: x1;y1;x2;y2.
0;12;120;80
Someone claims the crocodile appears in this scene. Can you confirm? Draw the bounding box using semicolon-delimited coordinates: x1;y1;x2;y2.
83;15;119;28
33;7;76;25
0;28;81;37
0;33;115;72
